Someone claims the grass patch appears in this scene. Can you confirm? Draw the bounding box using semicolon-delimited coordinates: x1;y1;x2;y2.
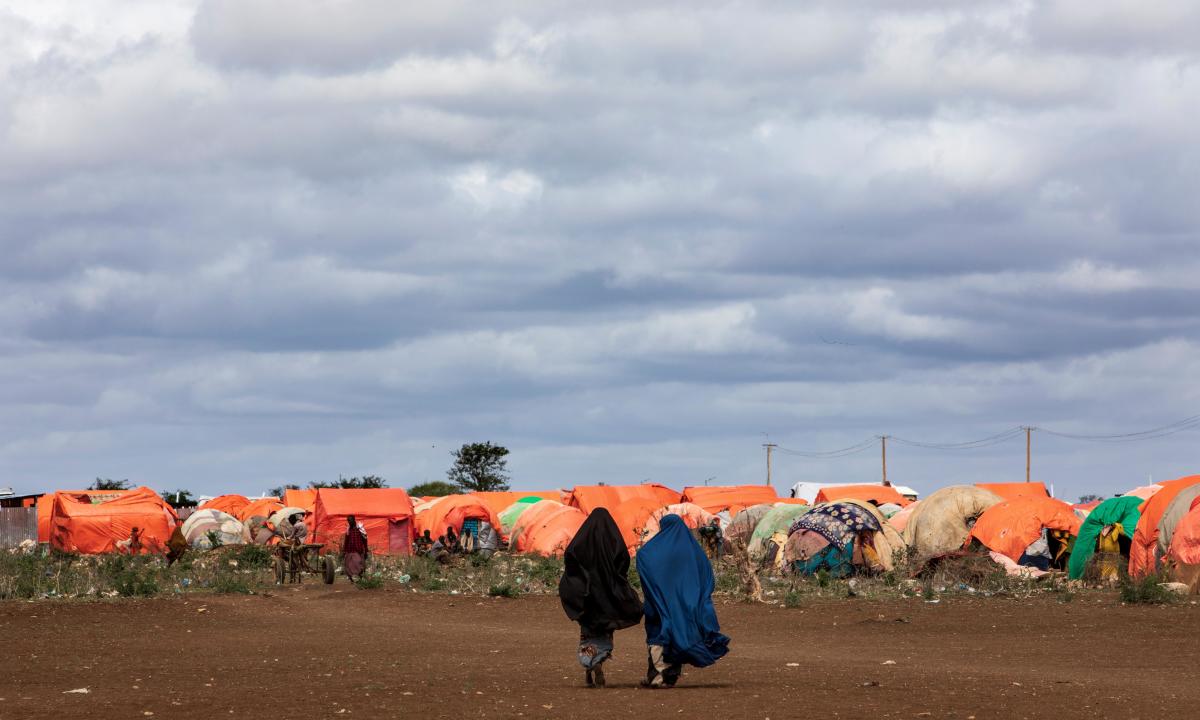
355;572;385;590
488;583;520;598
1118;573;1178;605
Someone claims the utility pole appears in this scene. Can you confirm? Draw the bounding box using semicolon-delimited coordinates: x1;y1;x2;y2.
762;443;777;486
1024;426;1032;483
879;435;890;486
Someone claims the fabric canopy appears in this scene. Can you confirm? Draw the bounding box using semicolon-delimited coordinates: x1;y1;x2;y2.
886;501;919;532
414;494;500;539
1130;475;1200;577
813;484;911;507
903;485;1004;559
1167;500;1200;567
498;499;542;537
566;484;680;515
283;489;318;514
237;497;283;524
198;494;251;517
181;509;244;549
311;488;415;556
642;503;718;544
1067;495;1143;579
723;503;774;554
513;501;587;556
472;491;560;517
1155;484;1200;562
967;496;1081;562
974;482;1050;500
49;486;177;554
37;489;137;543
748;503;812;561
679;485;778;515
609;497;670;552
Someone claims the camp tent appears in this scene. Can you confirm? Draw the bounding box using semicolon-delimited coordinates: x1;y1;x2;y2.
724;504;774;554
967;496;1081;563
565;484;680;515
37;489;137;543
1068;495;1143;580
510;500;586;556
198;494;251;517
237;497;284;524
181;509;244;549
679;485;778;515
608;497;670;552
887;501;919;532
642;503;718;543
975;482;1050;501
748;503;812;562
310;488;415;556
283;489;318;514
414;494;500;540
471;491;560;517
783;500;906;575
498;498;544;538
1167;500;1200;589
1154;484;1200;564
813;484;910;507
1124;485;1162;500
903;485;1004;560
1130;475;1200;577
49;486;177;554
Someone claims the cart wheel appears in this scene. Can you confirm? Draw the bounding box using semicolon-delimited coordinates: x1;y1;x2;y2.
323;555;336;585
274;555;286;585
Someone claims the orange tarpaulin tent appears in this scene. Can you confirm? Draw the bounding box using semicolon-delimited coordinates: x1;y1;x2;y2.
511;501;586;556
1167;499;1200;566
610;497;670;551
283;489;318;514
680;485;778;515
975;482;1050;501
37;489;138;543
643;503;718;543
1130;475;1200;577
49;486;177;554
311;488;415;556
967;496;1081;561
471;491;560;517
237;497;283;523
813;484;910;507
566;484;680;515
199;494;251;517
415;494;500;539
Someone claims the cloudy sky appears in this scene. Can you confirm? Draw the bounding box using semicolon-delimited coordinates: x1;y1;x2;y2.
2;1;1198;500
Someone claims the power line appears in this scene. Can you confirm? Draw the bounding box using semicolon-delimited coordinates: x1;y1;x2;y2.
1036;414;1200;443
774;438;876;459
889;426;1026;450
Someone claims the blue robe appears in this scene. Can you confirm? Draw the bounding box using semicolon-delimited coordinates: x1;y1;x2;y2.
635;514;730;667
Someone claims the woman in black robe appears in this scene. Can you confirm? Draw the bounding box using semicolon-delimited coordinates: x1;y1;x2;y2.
558;508;644;688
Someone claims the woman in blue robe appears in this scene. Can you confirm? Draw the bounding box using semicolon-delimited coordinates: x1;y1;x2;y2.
635;514;730;687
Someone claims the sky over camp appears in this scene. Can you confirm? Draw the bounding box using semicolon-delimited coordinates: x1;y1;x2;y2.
2;1;1199;499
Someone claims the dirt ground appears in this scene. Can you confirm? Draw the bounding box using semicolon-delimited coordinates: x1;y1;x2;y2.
1;585;1198;720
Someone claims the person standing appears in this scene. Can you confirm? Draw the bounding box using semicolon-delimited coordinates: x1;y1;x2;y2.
558;508;643;688
342;515;369;582
635;514;729;688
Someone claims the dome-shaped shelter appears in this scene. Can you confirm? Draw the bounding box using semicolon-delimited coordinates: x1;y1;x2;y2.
967;496;1080;568
182;509;245;549
199;494;251;517
784;500;906;576
747;502;812;566
723;503;774;554
641;503;718;544
1130;475;1200;577
902;485;1003;560
511;500;586;556
1068;495;1143;580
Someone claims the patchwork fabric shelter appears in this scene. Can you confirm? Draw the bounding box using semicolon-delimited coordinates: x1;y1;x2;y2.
723;504;774;554
198;494;251;517
903;485;1004;559
975;482;1050;501
181;509;244;549
967;496;1081;562
414;494;500;539
237;497;284;524
311;488;416;556
642;503;718;543
813;484;910;507
748;503;812;561
283;489;318;514
566;484;680;515
1167;500;1200;587
1130;475;1200;577
679;485;778;515
49;486;178;554
1068;495;1143;579
511;501;586;556
785;501;882;576
472;491;559;517
886;501;919;532
1155;484;1200;562
498;498;543;538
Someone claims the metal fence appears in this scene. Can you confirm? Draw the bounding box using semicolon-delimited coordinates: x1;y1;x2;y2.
0;507;37;547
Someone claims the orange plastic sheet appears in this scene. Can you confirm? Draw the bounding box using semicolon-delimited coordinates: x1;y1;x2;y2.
680;485;778;515
199;494;251;517
566;484;680;515
283;489;318;514
967;496;1081;561
311;488;416;556
1130;475;1200;577
610;497;670;551
237;497;284;523
471;491;560;517
887;501;920;532
37;489;137;542
813;484;910;507
1167;500;1200;566
974;482;1050;501
49;486;177;554
415;494;500;538
513;502;586;556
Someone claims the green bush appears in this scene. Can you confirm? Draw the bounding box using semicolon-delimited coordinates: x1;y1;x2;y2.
488;583;520;598
420;577;448;592
783;589;803;608
1118;573;1178;605
99;556;160;597
230;544;273;569
526;556;564;588
626;564;641;589
356;572;384;590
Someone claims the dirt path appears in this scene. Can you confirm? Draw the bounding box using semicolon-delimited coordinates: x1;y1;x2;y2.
1;587;1197;719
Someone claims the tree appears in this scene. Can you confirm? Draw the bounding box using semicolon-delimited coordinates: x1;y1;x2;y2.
447;442;510;492
90;478;130;491
1078;493;1104;504
161;489;196;508
266;483;300;499
310;475;389;490
408;481;460;497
